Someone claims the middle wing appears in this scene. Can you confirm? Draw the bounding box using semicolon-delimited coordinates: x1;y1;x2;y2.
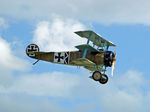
75;44;99;53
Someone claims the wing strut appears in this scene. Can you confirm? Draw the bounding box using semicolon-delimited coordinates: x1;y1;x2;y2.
82;32;92;58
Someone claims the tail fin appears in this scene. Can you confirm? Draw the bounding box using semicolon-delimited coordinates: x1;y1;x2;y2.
26;44;40;58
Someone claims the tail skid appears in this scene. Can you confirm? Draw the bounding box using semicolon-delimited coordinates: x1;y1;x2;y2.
33;59;39;65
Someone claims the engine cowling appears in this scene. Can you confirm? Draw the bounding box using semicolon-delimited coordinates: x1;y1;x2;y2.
104;51;115;67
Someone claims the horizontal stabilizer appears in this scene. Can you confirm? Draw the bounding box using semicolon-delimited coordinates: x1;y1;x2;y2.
27;51;49;55
27;51;50;58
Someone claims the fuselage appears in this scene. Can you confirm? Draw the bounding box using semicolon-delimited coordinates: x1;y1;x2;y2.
31;51;104;66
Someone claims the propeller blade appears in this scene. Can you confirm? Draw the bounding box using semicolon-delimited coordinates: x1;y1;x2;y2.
111;59;116;76
111;49;116;76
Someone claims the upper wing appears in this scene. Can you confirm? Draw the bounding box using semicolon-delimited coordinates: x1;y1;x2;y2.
75;30;116;47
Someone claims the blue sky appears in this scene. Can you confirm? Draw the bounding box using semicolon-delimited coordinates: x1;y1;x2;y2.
0;0;150;112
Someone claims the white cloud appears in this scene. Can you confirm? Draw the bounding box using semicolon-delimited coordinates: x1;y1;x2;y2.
0;37;29;71
0;94;63;112
0;0;150;25
0;69;150;112
0;72;79;97
32;17;86;51
95;70;147;112
0;37;30;86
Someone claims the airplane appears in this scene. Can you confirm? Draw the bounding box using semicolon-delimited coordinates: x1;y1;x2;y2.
26;30;116;84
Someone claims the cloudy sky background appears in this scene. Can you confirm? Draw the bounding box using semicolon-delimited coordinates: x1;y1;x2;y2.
0;0;150;112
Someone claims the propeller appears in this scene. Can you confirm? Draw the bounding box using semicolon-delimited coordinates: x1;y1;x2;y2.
111;49;116;77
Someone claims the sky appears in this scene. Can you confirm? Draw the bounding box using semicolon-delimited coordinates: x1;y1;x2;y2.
0;0;150;112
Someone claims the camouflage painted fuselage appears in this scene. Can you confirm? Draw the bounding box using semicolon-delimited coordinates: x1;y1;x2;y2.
31;51;104;66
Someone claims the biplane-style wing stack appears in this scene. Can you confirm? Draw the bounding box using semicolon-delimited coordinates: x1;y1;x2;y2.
74;30;116;72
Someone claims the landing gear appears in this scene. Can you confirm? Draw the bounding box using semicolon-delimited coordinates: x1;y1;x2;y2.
90;64;109;84
91;72;108;84
92;71;102;81
99;74;108;84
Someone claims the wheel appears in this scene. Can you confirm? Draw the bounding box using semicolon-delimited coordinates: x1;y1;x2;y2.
99;74;108;84
92;71;102;81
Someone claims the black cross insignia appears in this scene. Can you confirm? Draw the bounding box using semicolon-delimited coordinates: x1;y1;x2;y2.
55;53;64;62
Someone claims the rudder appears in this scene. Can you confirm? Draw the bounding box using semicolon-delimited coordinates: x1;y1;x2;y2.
26;44;40;58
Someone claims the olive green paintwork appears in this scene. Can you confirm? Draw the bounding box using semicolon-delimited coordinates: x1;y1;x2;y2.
28;51;105;71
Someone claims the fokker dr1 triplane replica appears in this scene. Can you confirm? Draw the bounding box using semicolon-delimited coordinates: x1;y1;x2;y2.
26;30;116;84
